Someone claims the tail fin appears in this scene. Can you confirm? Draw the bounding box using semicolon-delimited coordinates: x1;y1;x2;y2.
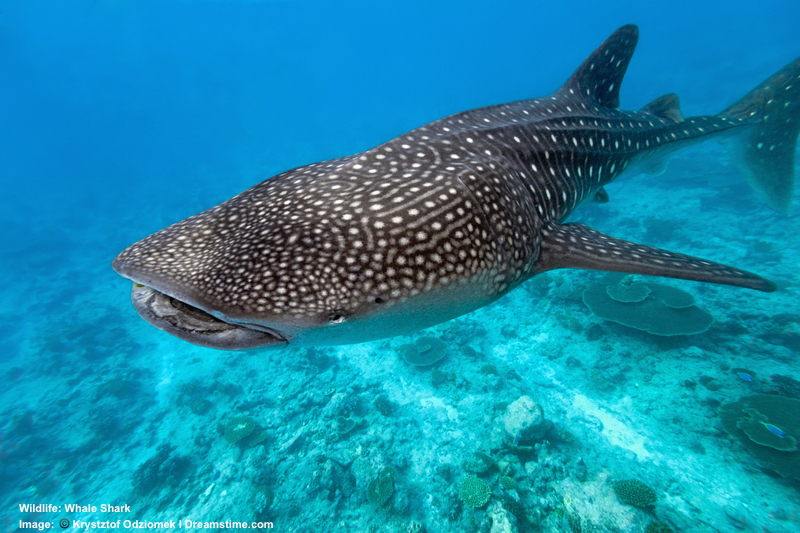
719;57;800;214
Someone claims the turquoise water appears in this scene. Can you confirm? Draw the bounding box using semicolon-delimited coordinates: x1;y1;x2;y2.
2;1;800;531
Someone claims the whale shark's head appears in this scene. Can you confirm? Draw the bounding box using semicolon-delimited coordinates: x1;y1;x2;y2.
112;157;534;350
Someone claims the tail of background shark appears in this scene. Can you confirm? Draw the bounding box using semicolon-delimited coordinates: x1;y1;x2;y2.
717;57;800;214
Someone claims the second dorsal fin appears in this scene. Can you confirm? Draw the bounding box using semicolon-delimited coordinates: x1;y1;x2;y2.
557;24;639;108
640;93;684;122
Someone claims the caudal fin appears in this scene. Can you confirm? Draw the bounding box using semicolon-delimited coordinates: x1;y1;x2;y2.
719;57;800;214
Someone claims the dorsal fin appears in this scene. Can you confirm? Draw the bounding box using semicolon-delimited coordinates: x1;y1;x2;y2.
557;24;639;108
640;93;684;122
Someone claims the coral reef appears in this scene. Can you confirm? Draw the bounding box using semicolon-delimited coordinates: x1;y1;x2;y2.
366;466;397;505
645;521;674;533
459;475;491;508
487;500;517;533
606;280;651;303
736;408;798;451
250;484;274;515
406;520;425;533
612;479;658;508
247;430;269;447
480;363;499;375
500;494;525;519
567;511;582;533
223;415;256;444
463;452;494;475
767;374;800;399
430;368;448;387
374;395;394;416
189;397;213;415
401;336;448;366
583;275;713;336
131;444;192;495
720;394;800;478
335;416;356;435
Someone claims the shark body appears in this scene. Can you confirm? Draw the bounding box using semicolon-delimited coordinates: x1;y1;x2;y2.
113;25;799;350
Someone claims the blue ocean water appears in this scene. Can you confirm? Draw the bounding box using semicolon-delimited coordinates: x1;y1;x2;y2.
2;0;800;531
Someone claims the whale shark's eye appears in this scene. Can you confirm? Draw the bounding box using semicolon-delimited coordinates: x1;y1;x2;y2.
374;296;387;304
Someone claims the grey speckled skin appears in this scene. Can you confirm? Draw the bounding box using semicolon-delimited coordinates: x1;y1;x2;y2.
113;25;799;350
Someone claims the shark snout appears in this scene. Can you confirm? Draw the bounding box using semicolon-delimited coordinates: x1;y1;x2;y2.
113;252;288;350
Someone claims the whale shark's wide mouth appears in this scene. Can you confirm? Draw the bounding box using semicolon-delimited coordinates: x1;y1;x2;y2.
129;284;288;350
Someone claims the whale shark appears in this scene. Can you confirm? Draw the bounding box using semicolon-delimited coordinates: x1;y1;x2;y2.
113;25;799;350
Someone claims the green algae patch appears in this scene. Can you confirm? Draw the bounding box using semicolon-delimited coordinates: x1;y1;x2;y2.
583;277;712;336
720;394;800;478
401;336;448;366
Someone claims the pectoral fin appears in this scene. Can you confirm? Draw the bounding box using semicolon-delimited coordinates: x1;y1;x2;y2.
534;222;776;292
591;187;610;203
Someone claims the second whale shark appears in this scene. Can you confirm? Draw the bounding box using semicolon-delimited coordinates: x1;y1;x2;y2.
113;25;799;350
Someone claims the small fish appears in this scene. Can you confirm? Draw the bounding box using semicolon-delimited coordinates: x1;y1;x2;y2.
513;434;520;447
760;421;787;438
738;373;754;382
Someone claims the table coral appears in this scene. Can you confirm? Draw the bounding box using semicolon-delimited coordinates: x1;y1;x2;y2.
401;336;448;366
720;394;800;478
583;276;712;336
224;415;256;444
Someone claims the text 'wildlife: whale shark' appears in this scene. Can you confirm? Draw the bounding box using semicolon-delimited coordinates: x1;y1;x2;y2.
113;25;799;350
